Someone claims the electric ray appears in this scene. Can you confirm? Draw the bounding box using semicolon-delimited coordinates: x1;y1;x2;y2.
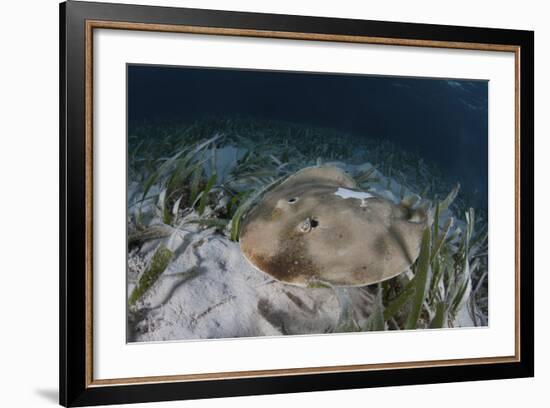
239;165;430;287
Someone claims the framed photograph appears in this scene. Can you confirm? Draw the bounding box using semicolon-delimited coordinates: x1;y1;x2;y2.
60;1;534;406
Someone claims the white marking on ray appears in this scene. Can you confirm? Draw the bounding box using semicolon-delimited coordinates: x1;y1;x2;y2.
334;188;375;207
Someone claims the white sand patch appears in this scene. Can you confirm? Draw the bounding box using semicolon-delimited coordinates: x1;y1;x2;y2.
204;145;246;182
128;226;367;342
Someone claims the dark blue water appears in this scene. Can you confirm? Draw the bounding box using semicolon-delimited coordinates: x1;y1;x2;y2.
128;65;488;207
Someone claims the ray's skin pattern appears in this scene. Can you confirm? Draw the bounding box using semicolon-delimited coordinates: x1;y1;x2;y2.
240;166;429;287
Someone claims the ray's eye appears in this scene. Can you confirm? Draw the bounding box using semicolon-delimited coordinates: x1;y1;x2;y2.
298;217;319;233
288;197;298;204
298;218;311;233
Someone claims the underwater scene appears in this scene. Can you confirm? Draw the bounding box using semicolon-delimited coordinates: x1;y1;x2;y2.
127;65;489;342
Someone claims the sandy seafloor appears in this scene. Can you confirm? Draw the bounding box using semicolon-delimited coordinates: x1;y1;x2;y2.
127;155;476;343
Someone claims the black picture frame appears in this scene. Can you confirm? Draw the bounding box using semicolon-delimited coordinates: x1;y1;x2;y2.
60;1;534;406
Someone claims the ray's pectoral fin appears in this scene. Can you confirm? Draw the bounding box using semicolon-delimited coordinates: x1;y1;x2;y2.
388;224;416;266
